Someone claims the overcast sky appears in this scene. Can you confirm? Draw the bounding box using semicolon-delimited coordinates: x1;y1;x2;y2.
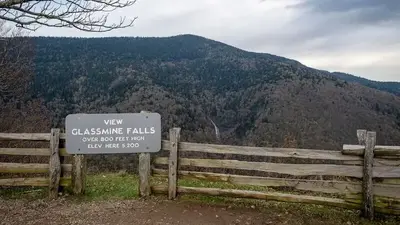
32;0;400;82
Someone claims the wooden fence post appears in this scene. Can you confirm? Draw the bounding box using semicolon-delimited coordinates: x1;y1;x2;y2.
357;129;367;145
168;127;181;200
72;155;87;194
49;128;61;199
139;153;151;197
362;131;376;220
138;110;152;197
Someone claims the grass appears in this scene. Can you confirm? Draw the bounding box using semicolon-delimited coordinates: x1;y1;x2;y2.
1;173;399;225
0;186;47;199
0;173;140;201
83;173;139;200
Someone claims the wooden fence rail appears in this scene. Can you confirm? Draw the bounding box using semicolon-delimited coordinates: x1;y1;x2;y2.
0;129;86;198
148;128;400;219
343;145;400;157
153;157;400;178
151;169;400;198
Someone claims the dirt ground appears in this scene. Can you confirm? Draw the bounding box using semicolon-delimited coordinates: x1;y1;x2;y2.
0;197;396;225
0;198;275;225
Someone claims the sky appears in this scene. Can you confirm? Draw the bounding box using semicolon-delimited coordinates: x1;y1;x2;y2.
31;0;400;82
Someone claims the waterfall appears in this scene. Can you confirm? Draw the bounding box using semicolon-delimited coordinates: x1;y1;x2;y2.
208;117;220;141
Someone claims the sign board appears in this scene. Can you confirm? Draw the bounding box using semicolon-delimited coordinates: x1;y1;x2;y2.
65;113;161;154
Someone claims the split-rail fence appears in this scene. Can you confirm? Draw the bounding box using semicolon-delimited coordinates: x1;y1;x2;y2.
1;128;399;220
0;129;86;198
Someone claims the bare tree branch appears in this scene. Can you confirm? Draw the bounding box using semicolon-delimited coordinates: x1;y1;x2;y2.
0;21;52;135
0;20;32;101
0;0;137;32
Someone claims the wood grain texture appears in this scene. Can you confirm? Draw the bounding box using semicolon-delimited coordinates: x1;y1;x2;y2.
139;153;151;197
0;133;51;141
49;128;61;199
0;148;71;156
161;141;362;162
161;142;399;167
0;132;67;141
343;145;400;157
153;157;400;178
0;177;71;187
357;130;367;145
137;110;152;197
168;128;181;200
362;131;376;220
0;148;50;156
72;155;86;194
0;163;72;173
152;185;360;209
152;169;400;198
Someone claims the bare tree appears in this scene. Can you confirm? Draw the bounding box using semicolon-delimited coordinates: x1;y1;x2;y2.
0;20;32;101
0;0;137;32
0;21;52;135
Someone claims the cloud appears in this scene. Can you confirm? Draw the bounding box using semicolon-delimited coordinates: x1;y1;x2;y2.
241;0;400;81
290;0;400;25
27;0;400;81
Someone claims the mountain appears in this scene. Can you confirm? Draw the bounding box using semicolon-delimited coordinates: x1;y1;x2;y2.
26;34;400;150
332;72;400;96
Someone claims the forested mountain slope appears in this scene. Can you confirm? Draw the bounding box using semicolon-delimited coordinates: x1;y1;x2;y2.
332;72;400;96
30;35;400;149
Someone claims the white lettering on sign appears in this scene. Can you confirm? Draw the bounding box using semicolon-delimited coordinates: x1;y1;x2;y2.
122;143;139;148
88;144;102;148
105;143;120;148
131;136;145;141
104;119;123;125
126;127;156;135
82;137;99;142
72;128;124;135
71;127;155;136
